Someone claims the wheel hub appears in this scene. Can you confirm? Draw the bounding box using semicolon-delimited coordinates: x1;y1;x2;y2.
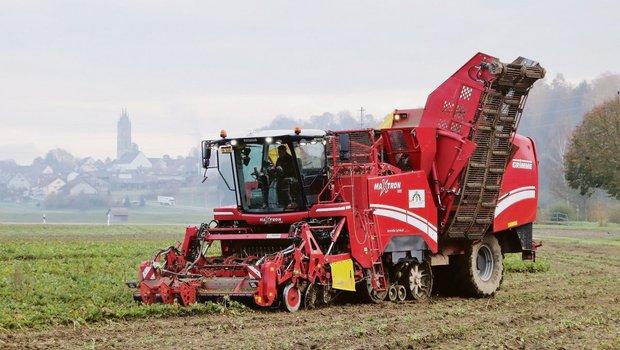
476;244;494;282
409;266;423;294
283;283;301;312
406;262;432;300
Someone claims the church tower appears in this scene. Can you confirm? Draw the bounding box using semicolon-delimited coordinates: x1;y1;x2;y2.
117;108;132;159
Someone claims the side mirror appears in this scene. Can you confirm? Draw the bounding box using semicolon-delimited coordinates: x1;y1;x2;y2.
339;133;351;161
202;141;212;168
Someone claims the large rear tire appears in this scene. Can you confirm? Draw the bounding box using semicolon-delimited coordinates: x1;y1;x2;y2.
454;234;503;297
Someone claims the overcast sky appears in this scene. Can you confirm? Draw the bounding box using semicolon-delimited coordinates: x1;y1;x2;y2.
1;0;618;164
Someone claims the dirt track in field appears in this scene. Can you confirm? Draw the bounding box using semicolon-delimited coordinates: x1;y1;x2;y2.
2;228;620;350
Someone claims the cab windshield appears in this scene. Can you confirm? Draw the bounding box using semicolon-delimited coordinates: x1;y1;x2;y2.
232;139;326;213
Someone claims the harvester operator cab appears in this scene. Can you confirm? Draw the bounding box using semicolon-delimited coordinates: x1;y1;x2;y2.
202;129;328;213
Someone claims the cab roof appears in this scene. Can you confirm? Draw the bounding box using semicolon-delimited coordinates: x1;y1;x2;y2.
247;129;326;138
240;129;326;139
207;129;327;145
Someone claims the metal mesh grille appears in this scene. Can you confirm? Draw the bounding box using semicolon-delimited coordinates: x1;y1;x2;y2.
326;130;375;167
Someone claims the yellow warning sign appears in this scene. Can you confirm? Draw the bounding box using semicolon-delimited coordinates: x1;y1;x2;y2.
331;259;356;291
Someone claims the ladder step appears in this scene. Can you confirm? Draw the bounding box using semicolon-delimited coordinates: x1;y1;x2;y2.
485;185;500;190
469;162;486;168
495;132;511;139
492;150;509;156
475;219;492;224
466;182;482;188
499;116;516;123
481;202;496;208
489;168;504;174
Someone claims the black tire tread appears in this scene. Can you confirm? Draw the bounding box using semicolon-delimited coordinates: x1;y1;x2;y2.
452;234;503;297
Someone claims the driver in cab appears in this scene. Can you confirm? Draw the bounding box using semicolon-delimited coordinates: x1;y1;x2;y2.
275;145;295;177
275;145;298;208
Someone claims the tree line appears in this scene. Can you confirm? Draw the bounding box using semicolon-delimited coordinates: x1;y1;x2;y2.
520;72;620;221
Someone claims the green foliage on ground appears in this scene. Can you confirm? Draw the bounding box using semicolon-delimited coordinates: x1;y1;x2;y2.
2;224;614;331
504;253;551;273
535;221;620;231
0;224;238;330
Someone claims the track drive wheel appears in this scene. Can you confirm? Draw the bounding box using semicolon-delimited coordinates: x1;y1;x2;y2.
321;285;335;305
282;283;301;312
454;233;503;297
359;269;387;303
404;260;433;301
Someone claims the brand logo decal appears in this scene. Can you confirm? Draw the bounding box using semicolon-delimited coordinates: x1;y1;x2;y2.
259;217;283;224
373;179;402;196
512;159;533;170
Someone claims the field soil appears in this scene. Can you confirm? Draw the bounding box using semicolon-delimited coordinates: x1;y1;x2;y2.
1;227;619;349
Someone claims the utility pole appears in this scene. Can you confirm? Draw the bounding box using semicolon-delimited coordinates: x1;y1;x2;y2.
360;107;365;128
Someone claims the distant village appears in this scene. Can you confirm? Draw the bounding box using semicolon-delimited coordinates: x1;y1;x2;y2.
0;109;204;209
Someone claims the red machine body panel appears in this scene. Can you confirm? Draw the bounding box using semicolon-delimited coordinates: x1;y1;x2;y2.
419;52;499;138
493;135;539;232
391;108;423;128
214;207;310;225
367;171;438;253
